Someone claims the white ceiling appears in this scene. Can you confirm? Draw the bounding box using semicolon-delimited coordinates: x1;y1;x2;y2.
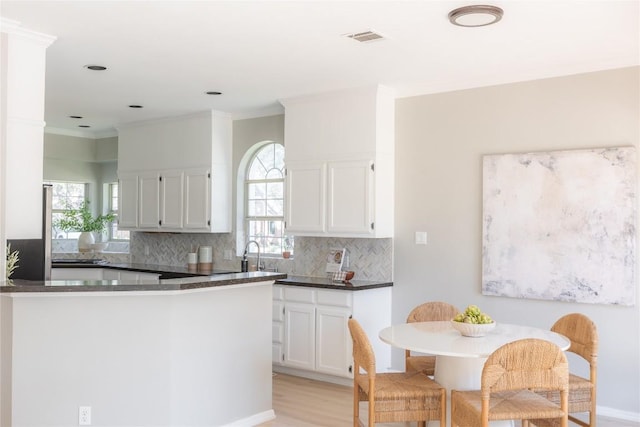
1;0;638;138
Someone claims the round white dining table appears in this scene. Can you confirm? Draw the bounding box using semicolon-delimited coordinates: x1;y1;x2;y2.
379;321;570;427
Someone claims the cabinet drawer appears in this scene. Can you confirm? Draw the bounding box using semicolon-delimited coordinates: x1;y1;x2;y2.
284;287;316;303
273;301;284;322
317;290;352;308
273;285;284;301
271;301;284;322
272;322;284;344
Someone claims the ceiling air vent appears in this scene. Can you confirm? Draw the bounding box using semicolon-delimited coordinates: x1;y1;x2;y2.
344;30;385;43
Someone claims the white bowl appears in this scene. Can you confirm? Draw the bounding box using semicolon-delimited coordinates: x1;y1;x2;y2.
451;320;496;337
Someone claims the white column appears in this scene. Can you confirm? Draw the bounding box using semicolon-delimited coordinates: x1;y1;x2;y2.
0;18;56;242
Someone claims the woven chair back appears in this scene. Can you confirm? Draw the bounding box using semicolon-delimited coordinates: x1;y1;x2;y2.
481;338;569;399
348;318;376;377
406;301;460;323
551;313;598;364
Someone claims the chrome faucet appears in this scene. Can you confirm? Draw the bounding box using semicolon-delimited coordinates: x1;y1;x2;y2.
243;240;262;271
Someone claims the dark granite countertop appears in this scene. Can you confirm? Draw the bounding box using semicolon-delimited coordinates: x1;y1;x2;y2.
52;261;237;279
276;275;392;291
1;271;287;293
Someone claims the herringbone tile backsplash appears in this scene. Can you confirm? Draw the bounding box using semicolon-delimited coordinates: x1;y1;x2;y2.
53;233;393;281
130;233;393;281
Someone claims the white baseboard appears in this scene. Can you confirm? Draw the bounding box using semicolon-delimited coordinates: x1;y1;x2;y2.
224;409;275;427
272;366;353;387
597;405;640;423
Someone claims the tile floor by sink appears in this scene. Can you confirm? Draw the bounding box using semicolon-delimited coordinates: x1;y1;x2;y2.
260;373;640;427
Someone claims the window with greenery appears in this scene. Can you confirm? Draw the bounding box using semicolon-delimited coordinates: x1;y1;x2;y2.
245;142;292;256
48;181;86;239
108;182;129;241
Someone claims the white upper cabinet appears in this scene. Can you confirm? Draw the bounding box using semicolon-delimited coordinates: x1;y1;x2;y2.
118;173;139;229
183;168;211;230
117;111;231;232
280;85;395;237
326;159;374;235
159;170;184;229
138;172;161;229
285;161;326;233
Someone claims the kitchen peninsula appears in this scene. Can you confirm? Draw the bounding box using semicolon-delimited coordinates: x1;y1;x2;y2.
0;271;285;427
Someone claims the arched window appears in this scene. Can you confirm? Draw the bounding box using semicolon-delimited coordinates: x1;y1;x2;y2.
244;142;291;256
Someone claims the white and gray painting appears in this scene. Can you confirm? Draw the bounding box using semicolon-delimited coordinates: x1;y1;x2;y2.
482;147;636;305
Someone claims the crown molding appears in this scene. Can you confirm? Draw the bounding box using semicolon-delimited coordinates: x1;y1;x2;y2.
0;18;56;47
92;128;119;139
395;62;640;100
47;106;286;137
116;109;232;131
279;84;394;108
44;126;118;139
231;105;284;120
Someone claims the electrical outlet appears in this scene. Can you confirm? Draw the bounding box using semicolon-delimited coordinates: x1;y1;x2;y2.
223;249;233;260
79;406;91;425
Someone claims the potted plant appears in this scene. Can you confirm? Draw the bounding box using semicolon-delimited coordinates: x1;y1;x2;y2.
6;243;19;282
282;236;293;259
54;200;115;252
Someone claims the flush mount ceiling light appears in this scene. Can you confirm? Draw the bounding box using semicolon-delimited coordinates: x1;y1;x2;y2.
84;65;107;71
448;5;503;27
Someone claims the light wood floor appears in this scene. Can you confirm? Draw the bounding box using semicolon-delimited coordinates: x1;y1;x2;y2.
260;373;639;427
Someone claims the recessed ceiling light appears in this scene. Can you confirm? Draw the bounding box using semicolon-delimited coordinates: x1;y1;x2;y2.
84;65;107;71
78;125;91;128
128;105;144;109
206;91;222;95
448;5;503;27
69;115;83;119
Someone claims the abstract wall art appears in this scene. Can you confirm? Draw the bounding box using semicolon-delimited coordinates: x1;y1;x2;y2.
482;147;636;305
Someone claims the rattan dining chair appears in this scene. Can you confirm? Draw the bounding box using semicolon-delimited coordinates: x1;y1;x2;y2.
348;318;446;427
405;301;460;376
529;313;598;427
451;338;569;427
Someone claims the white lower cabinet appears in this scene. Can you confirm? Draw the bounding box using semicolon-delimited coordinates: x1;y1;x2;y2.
273;284;390;380
316;306;352;377
284;303;316;370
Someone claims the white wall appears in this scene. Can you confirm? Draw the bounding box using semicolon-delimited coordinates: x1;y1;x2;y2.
43;133;118;214
394;66;640;419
